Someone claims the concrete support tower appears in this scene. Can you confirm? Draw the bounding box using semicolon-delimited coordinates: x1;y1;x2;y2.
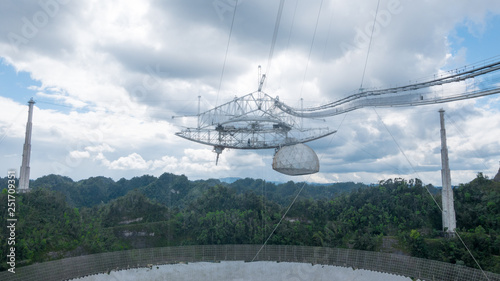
19;98;35;192
439;109;456;235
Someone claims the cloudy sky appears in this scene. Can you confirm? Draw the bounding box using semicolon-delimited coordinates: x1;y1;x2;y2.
1;0;500;185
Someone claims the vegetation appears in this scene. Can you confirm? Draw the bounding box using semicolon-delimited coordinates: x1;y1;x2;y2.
0;173;498;273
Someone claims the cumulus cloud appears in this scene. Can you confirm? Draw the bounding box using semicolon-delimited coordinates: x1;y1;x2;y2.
0;0;499;184
107;153;150;170
69;150;90;159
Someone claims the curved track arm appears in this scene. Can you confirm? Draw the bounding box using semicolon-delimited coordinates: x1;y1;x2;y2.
275;59;500;118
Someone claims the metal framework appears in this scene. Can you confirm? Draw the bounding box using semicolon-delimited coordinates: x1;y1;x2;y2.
175;90;336;162
175;58;500;164
277;58;500;118
3;244;498;281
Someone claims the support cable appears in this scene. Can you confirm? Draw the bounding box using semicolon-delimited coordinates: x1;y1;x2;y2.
373;108;443;207
263;0;286;90
215;0;239;107
252;112;349;261
299;0;324;99
373;107;490;280
446;112;489;171
321;3;336;60
277;0;298;89
252;180;306;261
359;0;381;90
262;176;266;245
0;108;25;146
285;0;299;50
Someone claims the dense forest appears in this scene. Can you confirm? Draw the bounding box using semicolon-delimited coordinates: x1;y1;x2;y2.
0;172;499;273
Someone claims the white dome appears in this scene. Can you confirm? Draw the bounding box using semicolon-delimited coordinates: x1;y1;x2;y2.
272;143;319;176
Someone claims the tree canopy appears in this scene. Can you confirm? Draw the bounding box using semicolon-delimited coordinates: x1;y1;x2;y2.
1;173;498;273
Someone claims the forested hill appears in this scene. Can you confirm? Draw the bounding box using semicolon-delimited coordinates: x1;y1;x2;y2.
0;173;499;274
20;173;367;208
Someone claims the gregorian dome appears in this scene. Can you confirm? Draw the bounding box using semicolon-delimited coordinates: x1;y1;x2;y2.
272;143;320;176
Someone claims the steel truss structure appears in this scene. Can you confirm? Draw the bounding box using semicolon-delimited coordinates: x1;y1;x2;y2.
277;58;500;118
175;58;500;163
175;91;336;150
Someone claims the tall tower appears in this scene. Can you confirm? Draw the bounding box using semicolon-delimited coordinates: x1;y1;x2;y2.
19;98;35;192
494;161;500;182
439;109;456;235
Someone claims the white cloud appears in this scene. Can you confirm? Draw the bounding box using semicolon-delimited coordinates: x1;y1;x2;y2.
35;90;88;109
0;1;500;184
107;153;150;170
69;150;90;159
85;144;115;153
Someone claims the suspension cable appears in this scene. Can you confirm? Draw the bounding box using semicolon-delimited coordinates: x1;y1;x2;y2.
446;112;489;171
0;108;25;146
215;0;239;107
299;0;324;99
263;0;286;91
373;107;490;280
277;0;298;89
359;0;381;90
252;113;349;261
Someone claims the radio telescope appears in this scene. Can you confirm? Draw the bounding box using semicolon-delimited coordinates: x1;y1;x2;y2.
175;59;500;175
175;75;335;175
